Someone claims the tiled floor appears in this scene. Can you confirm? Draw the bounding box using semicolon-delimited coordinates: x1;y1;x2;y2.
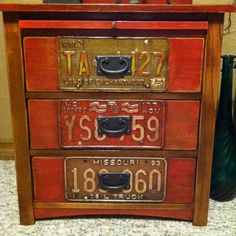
0;160;236;236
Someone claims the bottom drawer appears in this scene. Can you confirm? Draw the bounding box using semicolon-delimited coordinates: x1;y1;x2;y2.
32;156;196;203
32;156;196;221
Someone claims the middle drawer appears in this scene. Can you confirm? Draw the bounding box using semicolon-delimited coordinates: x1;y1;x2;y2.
28;99;200;150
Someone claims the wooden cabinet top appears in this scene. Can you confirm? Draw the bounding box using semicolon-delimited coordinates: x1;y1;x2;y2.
0;4;235;13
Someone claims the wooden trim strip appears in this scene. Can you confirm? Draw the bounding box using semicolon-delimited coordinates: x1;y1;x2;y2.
26;92;202;100
34;208;193;221
0;4;235;13
0;142;14;160
30;149;197;158
19;20;208;30
116;21;208;30
19;20;112;30
34;202;194;210
21;29;208;38
193;13;224;226
3;12;34;225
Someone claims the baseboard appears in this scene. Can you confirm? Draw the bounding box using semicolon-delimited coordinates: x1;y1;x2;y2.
0;142;15;160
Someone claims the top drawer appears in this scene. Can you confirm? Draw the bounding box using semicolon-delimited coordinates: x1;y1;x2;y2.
24;37;204;93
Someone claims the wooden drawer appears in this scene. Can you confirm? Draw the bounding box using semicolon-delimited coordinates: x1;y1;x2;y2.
32;156;196;207
24;37;204;92
28;100;200;150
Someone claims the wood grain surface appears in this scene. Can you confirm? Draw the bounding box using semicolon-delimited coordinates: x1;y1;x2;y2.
30;149;197;158
26;92;202;100
193;13;225;226
3;12;34;225
0;142;14;160
34;208;193;221
19;20;208;30
0;4;235;13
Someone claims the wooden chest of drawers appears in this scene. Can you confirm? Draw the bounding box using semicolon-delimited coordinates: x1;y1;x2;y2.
1;3;235;226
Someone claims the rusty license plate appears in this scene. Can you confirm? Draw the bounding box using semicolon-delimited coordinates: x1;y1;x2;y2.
59;100;165;149
65;157;167;202
59;38;168;92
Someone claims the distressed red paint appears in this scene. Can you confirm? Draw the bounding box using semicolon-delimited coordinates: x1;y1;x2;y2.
28;100;200;150
24;37;204;92
32;157;196;203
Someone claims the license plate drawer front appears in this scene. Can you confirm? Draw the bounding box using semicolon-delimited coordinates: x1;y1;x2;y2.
28;100;200;150
59;100;165;149
32;157;196;204
24;37;204;92
65;157;167;202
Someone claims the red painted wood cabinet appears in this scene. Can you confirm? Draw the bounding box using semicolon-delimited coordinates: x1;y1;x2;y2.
1;3;235;226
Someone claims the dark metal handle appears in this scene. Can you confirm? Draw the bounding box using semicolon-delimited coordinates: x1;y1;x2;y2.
100;118;127;135
98;173;130;191
96;56;132;77
100;57;129;75
97;116;131;137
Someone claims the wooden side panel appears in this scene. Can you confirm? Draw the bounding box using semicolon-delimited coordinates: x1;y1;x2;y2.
28;100;200;150
34;208;193;221
24;37;204;92
3;13;34;225
193;14;224;226
32;157;196;203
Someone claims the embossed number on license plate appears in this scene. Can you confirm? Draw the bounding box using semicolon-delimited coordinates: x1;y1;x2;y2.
59;100;165;148
58;38;168;92
65;157;167;202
